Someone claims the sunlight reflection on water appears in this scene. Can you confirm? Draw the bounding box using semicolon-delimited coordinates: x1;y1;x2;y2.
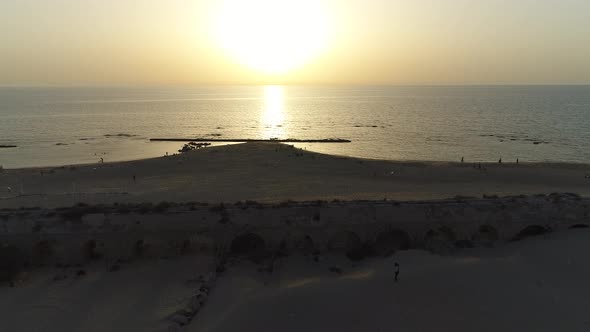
262;85;286;139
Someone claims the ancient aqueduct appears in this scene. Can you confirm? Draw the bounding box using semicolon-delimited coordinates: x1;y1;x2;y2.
1;193;589;264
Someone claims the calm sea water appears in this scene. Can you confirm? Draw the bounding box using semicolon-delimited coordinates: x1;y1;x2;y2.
1;85;590;168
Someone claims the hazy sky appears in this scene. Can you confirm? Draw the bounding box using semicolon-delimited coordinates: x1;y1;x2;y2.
2;0;590;85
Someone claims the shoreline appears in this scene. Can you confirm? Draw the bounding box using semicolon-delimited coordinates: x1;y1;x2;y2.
4;141;590;171
2;142;590;209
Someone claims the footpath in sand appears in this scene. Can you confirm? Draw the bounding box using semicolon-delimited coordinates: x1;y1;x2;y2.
191;229;590;332
2;142;590;208
0;255;215;332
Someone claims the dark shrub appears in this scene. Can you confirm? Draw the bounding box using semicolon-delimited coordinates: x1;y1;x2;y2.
346;244;373;261
374;229;411;257
512;225;550;241
230;233;266;263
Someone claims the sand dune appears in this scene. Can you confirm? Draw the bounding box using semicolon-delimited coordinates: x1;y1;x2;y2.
1;142;589;209
191;229;590;332
0;255;214;332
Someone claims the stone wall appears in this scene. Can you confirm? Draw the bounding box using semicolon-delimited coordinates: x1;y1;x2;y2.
1;194;588;264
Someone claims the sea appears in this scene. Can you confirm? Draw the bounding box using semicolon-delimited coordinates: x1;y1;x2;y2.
1;85;589;168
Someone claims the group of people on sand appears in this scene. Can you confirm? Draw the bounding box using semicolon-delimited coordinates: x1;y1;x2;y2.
461;156;520;170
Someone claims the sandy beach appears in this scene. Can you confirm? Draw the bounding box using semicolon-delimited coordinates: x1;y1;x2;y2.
191;229;590;332
2;229;590;332
1;142;589;209
5;1;590;330
2;143;590;332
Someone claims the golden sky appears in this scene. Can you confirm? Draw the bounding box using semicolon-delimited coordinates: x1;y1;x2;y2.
2;0;590;85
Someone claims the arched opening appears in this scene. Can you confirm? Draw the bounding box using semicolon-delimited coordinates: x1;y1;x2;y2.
328;231;362;251
329;231;367;261
424;226;456;253
473;224;499;246
230;233;266;262
84;240;102;261
374;229;411;257
33;240;53;265
569;224;589;229
512;225;550;241
301;235;315;255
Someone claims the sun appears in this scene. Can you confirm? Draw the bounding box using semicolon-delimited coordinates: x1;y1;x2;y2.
213;0;330;74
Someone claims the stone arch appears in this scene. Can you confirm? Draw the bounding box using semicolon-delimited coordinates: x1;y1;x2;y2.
424;226;456;253
328;231;367;261
512;225;550;241
328;231;362;251
473;224;499;246
373;229;411;257
278;233;316;255
230;233;267;262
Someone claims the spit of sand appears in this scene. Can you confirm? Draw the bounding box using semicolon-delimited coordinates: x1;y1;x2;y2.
1;142;589;209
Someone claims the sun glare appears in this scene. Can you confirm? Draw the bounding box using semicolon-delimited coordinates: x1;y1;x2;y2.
213;0;330;74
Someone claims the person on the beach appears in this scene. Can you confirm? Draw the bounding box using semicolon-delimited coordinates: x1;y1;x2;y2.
133;175;136;183
498;158;502;164
394;262;400;282
461;157;464;163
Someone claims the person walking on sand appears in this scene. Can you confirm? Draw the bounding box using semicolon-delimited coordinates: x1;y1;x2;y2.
133;175;136;183
394;262;400;282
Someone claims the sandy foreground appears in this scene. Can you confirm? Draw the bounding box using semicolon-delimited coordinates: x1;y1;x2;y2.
1;142;590;209
0;255;216;332
1;230;589;332
192;230;590;332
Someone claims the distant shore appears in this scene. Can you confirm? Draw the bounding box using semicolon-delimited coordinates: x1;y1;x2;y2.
150;138;352;143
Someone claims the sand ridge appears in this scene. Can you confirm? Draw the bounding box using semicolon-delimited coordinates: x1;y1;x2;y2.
1;142;589;209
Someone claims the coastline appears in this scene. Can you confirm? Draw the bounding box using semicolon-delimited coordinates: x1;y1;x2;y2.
2;142;590;331
2;142;590;209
